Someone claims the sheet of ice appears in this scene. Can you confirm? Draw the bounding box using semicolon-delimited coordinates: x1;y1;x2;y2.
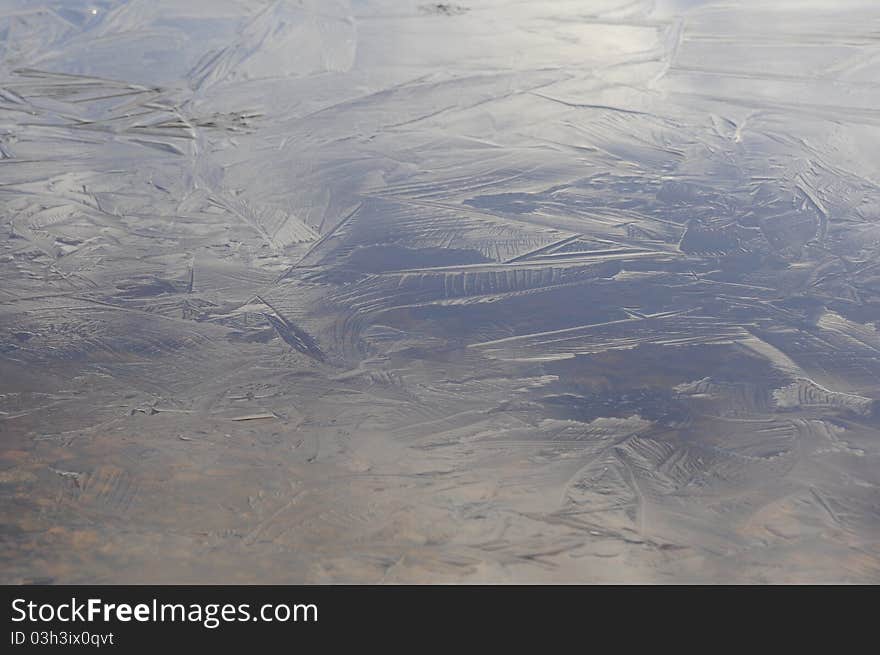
1;0;879;583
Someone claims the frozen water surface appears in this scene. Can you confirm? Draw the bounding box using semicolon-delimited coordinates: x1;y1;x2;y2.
1;0;879;583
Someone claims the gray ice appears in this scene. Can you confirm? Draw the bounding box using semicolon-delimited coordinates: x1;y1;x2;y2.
1;0;879;583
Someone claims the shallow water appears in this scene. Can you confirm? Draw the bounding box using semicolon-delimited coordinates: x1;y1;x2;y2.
1;0;879;582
